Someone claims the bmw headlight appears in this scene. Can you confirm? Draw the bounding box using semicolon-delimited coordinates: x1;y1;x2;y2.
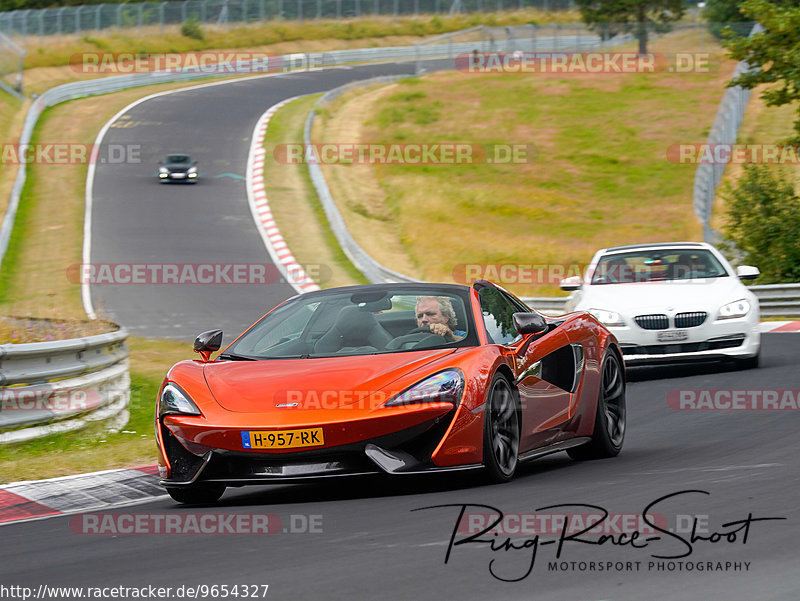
718;299;750;320
188;166;197;174
158;167;169;174
383;370;464;408
588;308;625;327
159;383;201;417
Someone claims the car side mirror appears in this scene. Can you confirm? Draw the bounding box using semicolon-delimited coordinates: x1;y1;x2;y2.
736;265;760;281
194;329;223;362
513;312;548;336
560;275;582;291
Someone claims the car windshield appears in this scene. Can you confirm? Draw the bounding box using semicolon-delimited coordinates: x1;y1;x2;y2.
223;287;476;359
590;249;728;284
166;155;191;164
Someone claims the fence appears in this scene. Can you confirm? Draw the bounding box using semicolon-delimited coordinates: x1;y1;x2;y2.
0;31;24;98
0;326;130;444
692;22;760;243
0;0;575;42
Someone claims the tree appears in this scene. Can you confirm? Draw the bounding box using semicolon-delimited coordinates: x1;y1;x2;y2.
575;0;685;54
725;0;800;143
722;166;800;283
702;0;754;39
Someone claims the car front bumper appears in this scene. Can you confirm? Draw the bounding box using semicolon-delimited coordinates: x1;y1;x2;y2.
607;314;760;365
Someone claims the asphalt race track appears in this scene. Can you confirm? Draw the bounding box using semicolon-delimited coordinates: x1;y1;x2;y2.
2;334;798;600
89;61;440;341
10;58;798;601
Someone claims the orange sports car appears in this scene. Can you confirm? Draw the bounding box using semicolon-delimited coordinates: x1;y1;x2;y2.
156;281;626;504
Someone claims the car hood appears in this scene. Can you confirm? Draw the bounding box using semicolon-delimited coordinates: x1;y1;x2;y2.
576;277;752;314
203;349;456;412
164;162;192;169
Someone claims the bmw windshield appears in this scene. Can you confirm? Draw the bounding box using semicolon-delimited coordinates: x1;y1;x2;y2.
590;249;728;285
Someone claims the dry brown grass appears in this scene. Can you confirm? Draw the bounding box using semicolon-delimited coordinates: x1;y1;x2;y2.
314;83;419;277
0;95;28;220
307;28;740;296
262;94;366;288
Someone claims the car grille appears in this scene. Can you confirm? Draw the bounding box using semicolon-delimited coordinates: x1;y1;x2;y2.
634;314;669;330
675;311;707;328
620;335;746;356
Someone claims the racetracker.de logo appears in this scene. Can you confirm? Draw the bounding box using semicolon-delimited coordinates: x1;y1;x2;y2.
69;513;323;535
0;388;102;412
667;389;800;411
460;512;668;536
0;143;140;165
455;52;709;74
666;143;800;165
70;51;283;74
452;263;586;286
66;263;330;285
272;143;535;165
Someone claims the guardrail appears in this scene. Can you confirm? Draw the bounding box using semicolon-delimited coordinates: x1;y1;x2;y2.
303;28;632;283
305;75;422;284
0;327;130;443
692;22;760;243
522;283;800;318
0;27;602;273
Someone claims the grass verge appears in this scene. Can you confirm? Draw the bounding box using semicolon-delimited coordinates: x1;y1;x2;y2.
262;95;367;288
312;28;740;297
21;10;579;70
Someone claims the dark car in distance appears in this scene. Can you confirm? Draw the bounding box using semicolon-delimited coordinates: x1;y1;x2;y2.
158;154;198;183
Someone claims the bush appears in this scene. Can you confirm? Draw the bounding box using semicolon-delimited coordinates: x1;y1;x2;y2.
722;166;800;283
180;17;204;41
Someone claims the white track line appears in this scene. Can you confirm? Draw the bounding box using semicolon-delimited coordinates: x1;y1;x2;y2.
245;96;320;295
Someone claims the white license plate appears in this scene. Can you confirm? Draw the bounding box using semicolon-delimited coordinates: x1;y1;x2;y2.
658;330;688;342
171;173;186;178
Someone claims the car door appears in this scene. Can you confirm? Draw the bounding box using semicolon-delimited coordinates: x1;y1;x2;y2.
477;286;571;452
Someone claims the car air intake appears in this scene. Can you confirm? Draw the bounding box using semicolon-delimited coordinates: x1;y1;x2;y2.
675;311;707;328
634;314;669;330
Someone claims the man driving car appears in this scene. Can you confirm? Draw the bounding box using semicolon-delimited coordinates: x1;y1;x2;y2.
415;296;466;342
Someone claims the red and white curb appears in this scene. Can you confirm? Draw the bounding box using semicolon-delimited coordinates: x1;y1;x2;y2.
759;321;800;333
246;96;320;295
0;465;163;526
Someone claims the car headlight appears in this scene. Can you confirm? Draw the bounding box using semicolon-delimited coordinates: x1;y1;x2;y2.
718;299;751;320
159;383;201;417
188;166;197;174
588;308;625;327
383;370;464;408
159;167;169;173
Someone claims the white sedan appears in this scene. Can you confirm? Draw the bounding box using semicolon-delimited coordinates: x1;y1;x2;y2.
561;242;761;368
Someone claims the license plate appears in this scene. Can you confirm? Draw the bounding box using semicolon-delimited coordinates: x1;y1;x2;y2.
657;330;688;342
171;173;186;178
241;428;324;449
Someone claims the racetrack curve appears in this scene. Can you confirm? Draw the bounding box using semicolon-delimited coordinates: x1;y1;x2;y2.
88;61;436;341
2;334;798;601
